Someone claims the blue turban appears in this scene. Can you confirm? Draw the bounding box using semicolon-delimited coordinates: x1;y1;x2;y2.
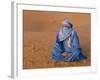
62;19;73;28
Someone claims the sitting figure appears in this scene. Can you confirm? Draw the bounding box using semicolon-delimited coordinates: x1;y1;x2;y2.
51;19;87;62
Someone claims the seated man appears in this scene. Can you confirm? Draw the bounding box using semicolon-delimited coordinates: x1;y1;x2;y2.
51;19;87;62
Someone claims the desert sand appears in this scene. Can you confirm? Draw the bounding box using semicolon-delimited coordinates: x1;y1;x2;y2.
23;10;91;69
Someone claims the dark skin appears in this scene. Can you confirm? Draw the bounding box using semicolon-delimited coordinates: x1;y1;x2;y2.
62;23;72;28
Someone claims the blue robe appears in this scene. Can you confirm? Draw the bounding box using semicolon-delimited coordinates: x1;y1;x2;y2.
51;27;87;61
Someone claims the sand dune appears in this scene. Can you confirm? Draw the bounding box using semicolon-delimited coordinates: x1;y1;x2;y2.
23;10;91;69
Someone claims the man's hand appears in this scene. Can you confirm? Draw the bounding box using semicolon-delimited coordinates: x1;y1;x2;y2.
62;52;69;57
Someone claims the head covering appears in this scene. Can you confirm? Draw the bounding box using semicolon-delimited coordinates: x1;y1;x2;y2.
57;19;73;42
58;27;73;41
62;19;73;28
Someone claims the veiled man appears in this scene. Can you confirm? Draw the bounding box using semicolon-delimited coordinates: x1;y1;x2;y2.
51;19;87;62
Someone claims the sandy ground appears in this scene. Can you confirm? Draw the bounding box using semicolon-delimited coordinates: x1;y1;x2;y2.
23;10;91;69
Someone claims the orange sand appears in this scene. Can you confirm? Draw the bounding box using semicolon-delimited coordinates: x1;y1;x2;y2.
23;10;91;69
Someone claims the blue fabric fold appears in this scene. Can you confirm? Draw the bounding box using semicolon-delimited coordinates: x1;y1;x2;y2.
51;27;87;62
